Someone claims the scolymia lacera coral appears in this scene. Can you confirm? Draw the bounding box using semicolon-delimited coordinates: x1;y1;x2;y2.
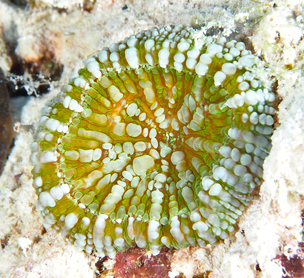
30;24;276;258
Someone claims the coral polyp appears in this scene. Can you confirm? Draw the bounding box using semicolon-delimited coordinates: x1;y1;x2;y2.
30;24;276;258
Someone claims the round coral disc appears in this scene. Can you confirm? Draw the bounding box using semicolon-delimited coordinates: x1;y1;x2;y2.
31;24;276;258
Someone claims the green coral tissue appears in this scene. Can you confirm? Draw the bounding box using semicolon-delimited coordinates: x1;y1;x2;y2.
30;24;276;258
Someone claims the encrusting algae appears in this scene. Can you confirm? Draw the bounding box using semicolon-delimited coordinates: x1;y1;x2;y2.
30;24;276;258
